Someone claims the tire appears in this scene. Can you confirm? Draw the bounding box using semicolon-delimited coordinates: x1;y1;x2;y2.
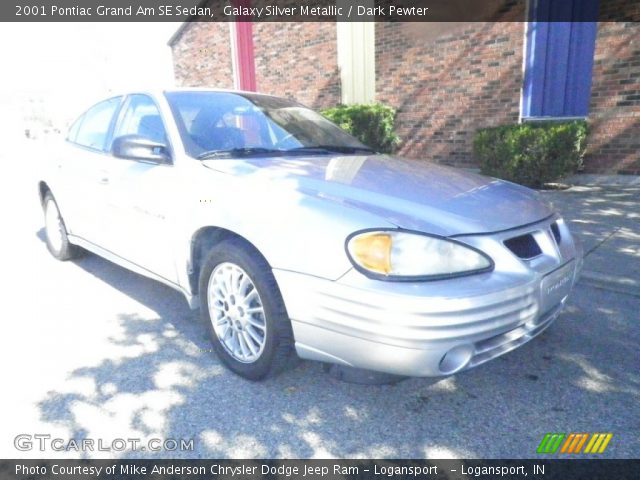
43;191;81;261
199;237;296;380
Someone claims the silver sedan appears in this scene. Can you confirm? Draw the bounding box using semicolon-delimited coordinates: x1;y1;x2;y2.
39;89;582;380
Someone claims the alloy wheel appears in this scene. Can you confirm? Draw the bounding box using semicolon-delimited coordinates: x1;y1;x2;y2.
207;262;267;363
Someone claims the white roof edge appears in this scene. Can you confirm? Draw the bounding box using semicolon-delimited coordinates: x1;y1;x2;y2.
168;22;189;46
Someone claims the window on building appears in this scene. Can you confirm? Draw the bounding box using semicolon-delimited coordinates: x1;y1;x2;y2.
521;0;599;119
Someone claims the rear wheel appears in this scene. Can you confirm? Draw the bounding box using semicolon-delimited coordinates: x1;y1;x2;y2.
199;238;295;380
43;191;80;261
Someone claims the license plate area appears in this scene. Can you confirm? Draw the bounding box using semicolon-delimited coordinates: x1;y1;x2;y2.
540;260;575;315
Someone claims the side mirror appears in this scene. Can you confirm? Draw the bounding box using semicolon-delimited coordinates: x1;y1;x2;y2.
111;135;170;163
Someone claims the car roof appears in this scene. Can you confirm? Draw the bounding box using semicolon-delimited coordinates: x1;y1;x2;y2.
102;87;283;102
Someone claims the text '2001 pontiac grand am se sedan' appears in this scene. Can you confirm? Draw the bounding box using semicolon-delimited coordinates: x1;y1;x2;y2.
39;89;583;380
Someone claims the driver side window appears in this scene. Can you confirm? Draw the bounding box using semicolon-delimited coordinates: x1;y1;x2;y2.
113;94;168;146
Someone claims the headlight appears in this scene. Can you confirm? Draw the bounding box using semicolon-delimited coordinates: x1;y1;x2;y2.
346;230;493;281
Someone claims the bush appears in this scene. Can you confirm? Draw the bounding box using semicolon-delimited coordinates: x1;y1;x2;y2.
473;121;588;188
321;103;400;154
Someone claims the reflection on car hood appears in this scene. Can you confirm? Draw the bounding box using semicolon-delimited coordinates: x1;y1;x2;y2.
202;154;554;236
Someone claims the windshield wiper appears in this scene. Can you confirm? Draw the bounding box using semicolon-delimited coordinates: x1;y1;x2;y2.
284;145;376;154
197;147;283;160
197;145;376;160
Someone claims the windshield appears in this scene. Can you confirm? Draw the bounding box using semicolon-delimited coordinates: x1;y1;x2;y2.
164;91;372;159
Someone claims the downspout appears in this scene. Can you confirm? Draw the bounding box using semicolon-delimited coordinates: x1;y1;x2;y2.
231;0;257;91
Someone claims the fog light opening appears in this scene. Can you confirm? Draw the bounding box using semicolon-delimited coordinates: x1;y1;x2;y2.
439;345;474;375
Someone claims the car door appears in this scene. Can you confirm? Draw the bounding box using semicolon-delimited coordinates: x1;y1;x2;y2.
56;96;123;244
101;94;178;282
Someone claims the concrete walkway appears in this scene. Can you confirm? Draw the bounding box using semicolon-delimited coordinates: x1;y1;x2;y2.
541;186;640;298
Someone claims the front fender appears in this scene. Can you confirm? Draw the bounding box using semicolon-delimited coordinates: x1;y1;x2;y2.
173;172;396;293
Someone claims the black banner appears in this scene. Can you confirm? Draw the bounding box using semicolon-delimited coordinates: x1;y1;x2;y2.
4;0;639;22
2;459;640;480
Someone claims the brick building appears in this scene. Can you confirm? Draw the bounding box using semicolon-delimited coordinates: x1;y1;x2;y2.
169;1;639;174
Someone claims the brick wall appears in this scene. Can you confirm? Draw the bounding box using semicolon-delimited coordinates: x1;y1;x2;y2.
169;5;638;173
587;18;640;174
253;23;340;109
171;22;234;89
171;21;340;110
375;21;525;168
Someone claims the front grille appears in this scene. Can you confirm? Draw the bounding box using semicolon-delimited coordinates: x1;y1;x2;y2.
504;234;542;259
550;222;562;245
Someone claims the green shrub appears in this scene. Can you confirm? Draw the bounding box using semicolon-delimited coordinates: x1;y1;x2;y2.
473;121;588;188
321;103;400;154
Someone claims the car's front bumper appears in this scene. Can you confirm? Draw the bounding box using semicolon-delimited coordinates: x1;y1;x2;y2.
274;215;583;377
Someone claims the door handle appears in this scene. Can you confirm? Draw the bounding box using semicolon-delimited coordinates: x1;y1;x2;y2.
98;169;110;185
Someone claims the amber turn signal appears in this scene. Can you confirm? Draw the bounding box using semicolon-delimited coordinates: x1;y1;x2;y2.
349;233;393;274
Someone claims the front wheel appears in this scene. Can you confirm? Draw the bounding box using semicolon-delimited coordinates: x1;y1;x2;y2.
199;238;295;380
43;191;80;261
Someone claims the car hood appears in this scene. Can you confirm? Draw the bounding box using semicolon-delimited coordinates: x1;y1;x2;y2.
202;154;554;236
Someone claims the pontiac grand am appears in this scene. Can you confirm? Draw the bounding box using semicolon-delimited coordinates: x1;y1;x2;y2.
39;89;582;380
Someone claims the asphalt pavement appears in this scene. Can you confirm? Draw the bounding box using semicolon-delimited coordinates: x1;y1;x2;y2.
2;139;638;459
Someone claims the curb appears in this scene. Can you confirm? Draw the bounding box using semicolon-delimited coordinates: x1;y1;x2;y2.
577;270;640;297
563;174;640;187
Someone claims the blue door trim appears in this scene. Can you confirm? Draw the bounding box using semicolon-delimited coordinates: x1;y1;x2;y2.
522;0;599;119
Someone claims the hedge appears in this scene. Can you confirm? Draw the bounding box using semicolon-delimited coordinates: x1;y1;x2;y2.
473;121;588;188
321;103;400;154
